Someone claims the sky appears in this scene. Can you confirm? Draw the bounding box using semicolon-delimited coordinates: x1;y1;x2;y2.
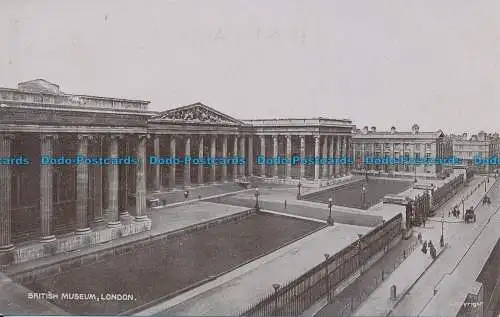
1;0;499;134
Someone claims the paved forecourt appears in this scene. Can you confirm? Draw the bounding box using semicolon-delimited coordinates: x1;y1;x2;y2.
148;201;250;235
137;223;371;316
353;176;495;317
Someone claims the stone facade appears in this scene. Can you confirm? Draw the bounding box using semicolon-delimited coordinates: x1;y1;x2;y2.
449;131;500;173
0;79;354;264
352;124;453;177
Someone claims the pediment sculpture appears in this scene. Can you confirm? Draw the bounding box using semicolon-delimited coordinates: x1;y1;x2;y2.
159;105;236;124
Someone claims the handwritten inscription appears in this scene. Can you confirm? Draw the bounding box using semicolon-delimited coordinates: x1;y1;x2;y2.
212;27;307;44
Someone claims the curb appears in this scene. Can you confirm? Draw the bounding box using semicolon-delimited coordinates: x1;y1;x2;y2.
385;244;448;317
151;188;252;210
300;178;364;200
385;179;497;316
303;236;405;317
259;209;328;224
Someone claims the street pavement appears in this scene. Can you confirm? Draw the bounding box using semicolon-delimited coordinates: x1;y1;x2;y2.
390;176;500;317
353;176;495;317
315;236;418;317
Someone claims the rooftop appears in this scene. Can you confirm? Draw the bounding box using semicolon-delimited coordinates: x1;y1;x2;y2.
0;79;150;112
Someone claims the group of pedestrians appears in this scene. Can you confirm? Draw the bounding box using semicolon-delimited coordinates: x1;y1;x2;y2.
417;232;437;260
449;205;460;218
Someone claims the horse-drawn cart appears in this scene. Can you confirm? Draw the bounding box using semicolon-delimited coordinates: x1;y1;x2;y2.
482;196;491;205
465;208;476;223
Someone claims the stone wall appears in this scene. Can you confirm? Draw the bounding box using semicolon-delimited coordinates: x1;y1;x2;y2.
259;175;353;188
12;219;152;265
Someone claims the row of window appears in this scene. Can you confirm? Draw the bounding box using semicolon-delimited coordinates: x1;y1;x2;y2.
354;152;433;159
355;143;434;150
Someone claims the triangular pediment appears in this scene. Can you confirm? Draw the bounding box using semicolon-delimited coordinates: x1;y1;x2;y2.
18;79;60;94
151;102;244;125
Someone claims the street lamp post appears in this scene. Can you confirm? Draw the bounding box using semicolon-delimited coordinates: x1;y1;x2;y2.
272;283;281;315
361;185;367;209
462;199;465;220
440;216;444;247
485;179;487;192
414;168;417;183
254;187;260;211
327;197;334;226
297;182;302;200
324;253;331;302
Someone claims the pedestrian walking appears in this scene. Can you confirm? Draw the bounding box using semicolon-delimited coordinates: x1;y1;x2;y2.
284;200;287;209
430;244;437;259
422;241;427;254
417;232;422;243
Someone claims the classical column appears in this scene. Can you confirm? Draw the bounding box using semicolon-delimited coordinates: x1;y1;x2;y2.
390;143;395;172
322;136;328;179
335;136;341;177
40;134;57;241
239;136;246;177
233;136;238;179
92;136;104;224
119;138;130;219
0;134;14;251
361;142;365;170
135;135;148;222
338;137;343;175
342;137;347;174
107;135;120;228
260;135;266;177
221;135;228;181
184;136;191;187
346;137;351;174
210;135;217;183
286;135;292;179
198;136;204;184
372;143;376;171
300;136;305;179
329;136;334;178
153;135;161;192
76;134;91;234
352;141;357;171
169;136;176;188
314;135;320;180
248;136;253;176
410;143;415;173
273;135;278;178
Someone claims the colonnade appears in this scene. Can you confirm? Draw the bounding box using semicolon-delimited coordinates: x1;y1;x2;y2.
0;132;353;251
256;134;352;180
0;133;148;251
